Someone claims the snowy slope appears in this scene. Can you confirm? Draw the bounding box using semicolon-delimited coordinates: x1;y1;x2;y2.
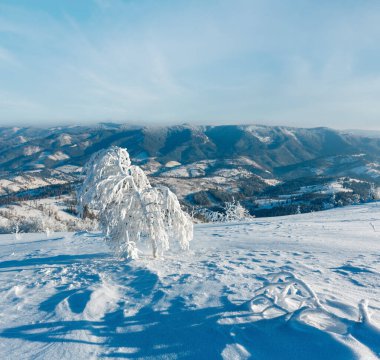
0;204;380;359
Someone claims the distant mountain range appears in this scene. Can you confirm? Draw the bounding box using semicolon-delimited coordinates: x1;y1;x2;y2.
1;123;379;217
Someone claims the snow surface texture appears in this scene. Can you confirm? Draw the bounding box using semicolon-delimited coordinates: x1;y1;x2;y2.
0;203;380;359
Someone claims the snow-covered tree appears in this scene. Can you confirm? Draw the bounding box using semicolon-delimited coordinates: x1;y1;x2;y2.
77;146;193;259
369;183;380;201
224;199;253;222
12;219;21;240
42;219;51;238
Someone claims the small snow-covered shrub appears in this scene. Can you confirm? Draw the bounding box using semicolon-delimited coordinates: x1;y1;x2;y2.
193;199;254;223
196;200;254;223
196;208;226;223
224;199;253;222
77;146;193;259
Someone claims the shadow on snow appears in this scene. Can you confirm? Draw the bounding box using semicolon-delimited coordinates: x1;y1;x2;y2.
0;258;362;360
0;253;108;269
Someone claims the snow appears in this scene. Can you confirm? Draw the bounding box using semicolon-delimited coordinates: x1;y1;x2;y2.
352;154;366;158
165;161;181;168
224;156;265;170
23;146;41;156
160;161;212;178
262;178;281;186
78;146;192;258
0;197;97;233
257;135;272;143
255;198;289;208
16;135;27;144
0;203;380;359
55;165;82;174
47;151;70;161
214;168;252;178
352;164;380;178
57;134;73;146
158;157;269;181
159;158;267;179
0;174;68;196
244;125;273;144
282;128;298;141
297;180;352;196
160;166;192;178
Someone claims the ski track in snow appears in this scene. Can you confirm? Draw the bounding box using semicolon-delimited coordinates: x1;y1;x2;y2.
0;204;380;359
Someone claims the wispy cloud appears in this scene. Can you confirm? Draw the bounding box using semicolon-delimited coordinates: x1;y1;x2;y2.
0;0;380;129
0;47;15;64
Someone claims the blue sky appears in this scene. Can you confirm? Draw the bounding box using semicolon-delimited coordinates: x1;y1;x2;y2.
0;0;380;129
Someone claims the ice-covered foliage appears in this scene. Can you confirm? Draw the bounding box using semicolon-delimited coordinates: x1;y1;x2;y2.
77;146;193;259
196;208;226;223
197;199;253;223
223;199;253;222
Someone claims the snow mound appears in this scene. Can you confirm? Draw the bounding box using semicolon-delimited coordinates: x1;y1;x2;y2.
243;271;380;359
248;271;324;319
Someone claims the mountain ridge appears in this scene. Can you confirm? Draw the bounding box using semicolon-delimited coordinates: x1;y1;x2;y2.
0;123;379;218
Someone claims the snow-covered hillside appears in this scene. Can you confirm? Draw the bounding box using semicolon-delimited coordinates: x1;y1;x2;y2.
0;197;97;234
0;204;379;359
1;124;380;219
